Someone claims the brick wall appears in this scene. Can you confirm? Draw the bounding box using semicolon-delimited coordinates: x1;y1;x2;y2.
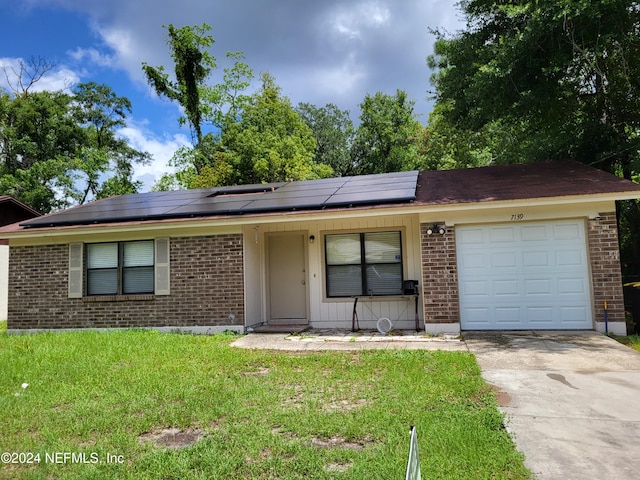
7;234;245;330
420;224;460;324
588;212;625;325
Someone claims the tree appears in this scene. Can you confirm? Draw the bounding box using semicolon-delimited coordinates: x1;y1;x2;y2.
296;103;355;177
429;0;640;170
143;23;215;150
71;82;151;204
192;73;332;187
350;90;422;175
0;90;82;212
428;0;640;277
0;79;150;212
143;24;253;176
2;56;57;96
418;103;494;171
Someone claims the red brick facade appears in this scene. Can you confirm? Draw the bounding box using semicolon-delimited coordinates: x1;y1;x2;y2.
6;214;627;332
420;223;460;325
588;212;625;325
7;235;244;330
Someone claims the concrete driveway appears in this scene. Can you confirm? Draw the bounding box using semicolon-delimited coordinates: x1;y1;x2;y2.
464;331;640;480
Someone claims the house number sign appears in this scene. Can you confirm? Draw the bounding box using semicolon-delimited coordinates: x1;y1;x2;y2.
510;213;524;221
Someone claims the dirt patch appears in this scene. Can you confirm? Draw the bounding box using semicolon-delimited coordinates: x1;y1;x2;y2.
324;398;370;412
282;385;305;408
272;427;374;452
138;427;205;449
491;384;512;407
310;434;373;452
244;366;270;376
325;461;353;472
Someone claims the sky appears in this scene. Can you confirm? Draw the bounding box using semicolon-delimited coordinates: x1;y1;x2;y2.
0;0;464;192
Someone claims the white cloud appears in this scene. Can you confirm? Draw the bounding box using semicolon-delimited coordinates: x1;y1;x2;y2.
117;123;191;191
68;47;114;67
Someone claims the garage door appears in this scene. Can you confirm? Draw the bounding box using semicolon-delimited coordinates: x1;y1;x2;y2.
456;220;592;330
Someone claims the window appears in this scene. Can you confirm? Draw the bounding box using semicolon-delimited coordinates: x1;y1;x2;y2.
325;231;403;297
86;241;154;295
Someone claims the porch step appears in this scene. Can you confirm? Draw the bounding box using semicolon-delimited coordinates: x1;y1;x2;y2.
250;325;311;334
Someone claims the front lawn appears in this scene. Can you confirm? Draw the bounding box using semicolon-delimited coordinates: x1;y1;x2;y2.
0;330;528;479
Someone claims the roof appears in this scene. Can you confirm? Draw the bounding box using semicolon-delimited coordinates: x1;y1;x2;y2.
415;160;640;205
0;196;41;227
20;170;419;229
5;160;640;233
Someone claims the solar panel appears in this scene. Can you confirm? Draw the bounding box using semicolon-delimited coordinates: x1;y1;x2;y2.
21;170;418;228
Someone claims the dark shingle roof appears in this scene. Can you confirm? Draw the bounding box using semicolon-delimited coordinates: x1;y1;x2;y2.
10;160;640;231
415;160;640;205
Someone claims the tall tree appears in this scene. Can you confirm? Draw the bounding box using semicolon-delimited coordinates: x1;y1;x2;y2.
428;0;640;278
350;90;422;175
71;82;151;203
429;0;640;171
296;103;355;177
192;73;332;187
143;24;253;176
143;23;215;150
0;90;82;212
0;80;150;212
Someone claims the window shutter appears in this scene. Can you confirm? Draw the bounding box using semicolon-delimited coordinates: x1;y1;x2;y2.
154;238;170;295
68;243;83;298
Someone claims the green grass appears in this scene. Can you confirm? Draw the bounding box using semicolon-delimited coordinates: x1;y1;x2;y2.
613;334;640;352
0;330;529;479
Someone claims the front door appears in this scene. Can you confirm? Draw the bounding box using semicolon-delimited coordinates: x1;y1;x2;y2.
267;233;308;324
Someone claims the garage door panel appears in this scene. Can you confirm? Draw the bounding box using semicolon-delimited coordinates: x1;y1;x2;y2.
554;223;581;240
556;250;583;266
522;225;547;241
490;226;516;242
457;220;592;330
494;279;519;296
527;306;555;323
463;307;492;325
495;307;522;323
523;251;550;267
525;279;552;295
462;280;489;296
459;252;486;269
558;277;587;294
560;306;589;323
492;251;518;268
457;228;485;245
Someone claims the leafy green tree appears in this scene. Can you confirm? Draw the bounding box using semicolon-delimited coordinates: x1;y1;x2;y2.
143;24;253;176
0;90;82;212
296;103;355;177
202;73;332;186
429;0;640;171
351;90;422;175
143;23;215;150
428;0;640;277
0;79;150;212
71;82;151;203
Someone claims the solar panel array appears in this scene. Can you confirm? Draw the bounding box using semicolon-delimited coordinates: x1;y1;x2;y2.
22;170;419;228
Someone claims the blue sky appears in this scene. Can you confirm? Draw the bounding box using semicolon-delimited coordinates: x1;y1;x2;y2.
0;0;463;191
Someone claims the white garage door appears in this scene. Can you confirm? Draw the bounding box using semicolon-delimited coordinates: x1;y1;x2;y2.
456;220;592;330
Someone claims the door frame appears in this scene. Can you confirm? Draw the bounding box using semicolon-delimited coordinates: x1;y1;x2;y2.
265;231;310;325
